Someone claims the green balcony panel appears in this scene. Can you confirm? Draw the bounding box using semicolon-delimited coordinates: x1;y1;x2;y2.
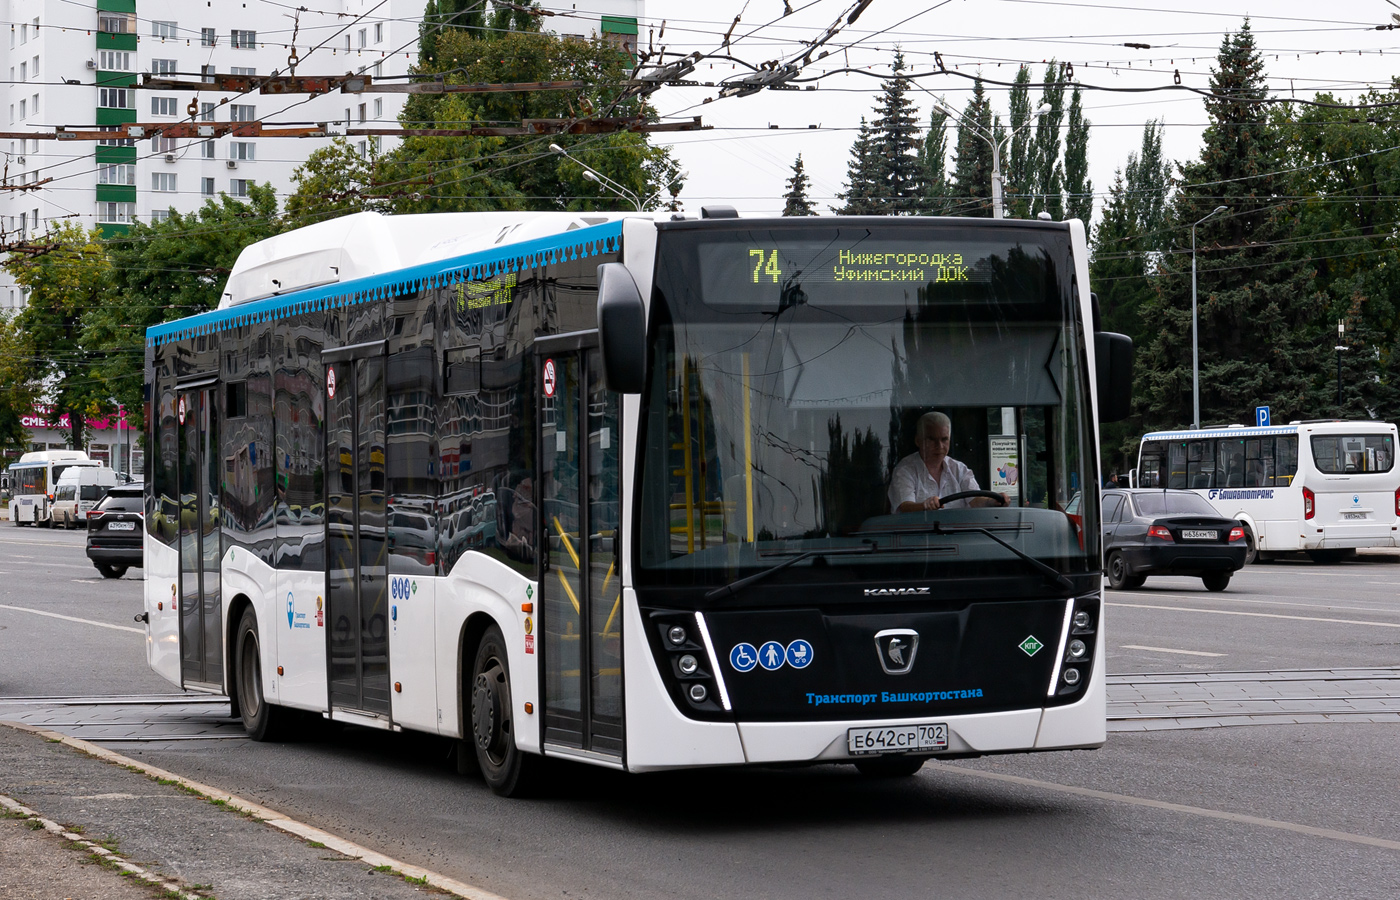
96;0;136;12
96;184;136;203
96;70;137;89
96;107;137;126
601;15;639;34
97;32;137;51
95;145;137;164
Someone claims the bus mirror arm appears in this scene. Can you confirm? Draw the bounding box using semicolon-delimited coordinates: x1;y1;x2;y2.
597;263;647;394
1095;332;1134;423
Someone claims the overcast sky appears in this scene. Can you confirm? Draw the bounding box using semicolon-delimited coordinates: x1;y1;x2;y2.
610;0;1400;223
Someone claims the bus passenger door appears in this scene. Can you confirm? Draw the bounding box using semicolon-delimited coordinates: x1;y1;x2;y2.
539;347;623;758
177;384;223;690
324;349;391;718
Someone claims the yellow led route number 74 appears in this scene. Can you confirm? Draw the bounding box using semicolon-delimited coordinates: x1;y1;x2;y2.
750;248;782;283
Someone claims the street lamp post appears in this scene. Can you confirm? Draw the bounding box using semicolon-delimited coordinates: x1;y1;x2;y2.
1336;319;1347;410
548;143;644;211
1191;205;1229;428
930;99;1047;219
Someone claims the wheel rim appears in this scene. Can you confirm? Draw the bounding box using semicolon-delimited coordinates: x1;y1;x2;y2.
1109;554;1124;584
240;630;261;719
472;655;510;766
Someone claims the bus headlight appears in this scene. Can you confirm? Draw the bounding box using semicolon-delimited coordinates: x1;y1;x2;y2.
678;654;699;675
1067;639;1087;660
667;625;687;646
688;684;708;702
1062;668;1081;686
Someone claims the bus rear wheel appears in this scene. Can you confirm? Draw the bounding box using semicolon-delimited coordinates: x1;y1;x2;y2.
470;624;540;797
855;755;926;778
235;607;294;741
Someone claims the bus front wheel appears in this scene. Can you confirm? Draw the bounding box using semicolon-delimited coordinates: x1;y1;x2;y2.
235;607;295;741
470;624;540;797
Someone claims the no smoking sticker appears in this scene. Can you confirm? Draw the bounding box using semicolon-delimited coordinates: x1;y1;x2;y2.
542;358;556;397
327;367;337;399
177;396;186;424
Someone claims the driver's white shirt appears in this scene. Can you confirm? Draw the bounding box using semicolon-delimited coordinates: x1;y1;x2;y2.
887;453;981;512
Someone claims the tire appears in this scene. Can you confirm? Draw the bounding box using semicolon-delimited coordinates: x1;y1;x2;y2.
95;564;127;579
1106;551;1131;590
1243;528;1258;566
1123;575;1146;589
854;755;926;778
470;624;540;797
235;607;295;741
1202;572;1231;592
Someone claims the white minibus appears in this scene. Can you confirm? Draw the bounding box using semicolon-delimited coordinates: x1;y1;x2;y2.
8;450;100;526
1136;420;1399;563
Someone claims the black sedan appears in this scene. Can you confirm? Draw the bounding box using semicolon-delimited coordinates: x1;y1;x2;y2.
86;483;144;579
1102;489;1246;592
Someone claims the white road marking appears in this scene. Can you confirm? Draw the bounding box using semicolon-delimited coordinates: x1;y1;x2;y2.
0;603;143;634
938;763;1400;854
1109;601;1400;629
1120;644;1225;657
1119;591;1400;616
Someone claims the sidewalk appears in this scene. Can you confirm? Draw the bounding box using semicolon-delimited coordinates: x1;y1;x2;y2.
0;722;451;900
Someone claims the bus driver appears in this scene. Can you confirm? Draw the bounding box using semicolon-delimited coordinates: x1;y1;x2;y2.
889;411;1007;512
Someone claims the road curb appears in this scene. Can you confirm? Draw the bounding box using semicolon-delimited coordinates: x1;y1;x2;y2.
0;719;511;900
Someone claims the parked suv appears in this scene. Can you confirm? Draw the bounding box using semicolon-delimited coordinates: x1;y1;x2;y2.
86;483;144;579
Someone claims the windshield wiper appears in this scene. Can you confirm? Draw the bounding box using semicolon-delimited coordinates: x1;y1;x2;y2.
704;544;878;601
931;522;1075;593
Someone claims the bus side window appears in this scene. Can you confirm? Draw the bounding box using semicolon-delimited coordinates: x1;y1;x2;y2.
1276;436;1298;485
1185;440;1213;489
1167;441;1188;489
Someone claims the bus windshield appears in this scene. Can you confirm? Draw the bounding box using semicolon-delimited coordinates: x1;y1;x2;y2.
637;223;1097;592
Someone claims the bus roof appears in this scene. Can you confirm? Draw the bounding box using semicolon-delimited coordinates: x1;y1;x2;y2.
1144;420;1398;441
146;212;637;347
15;450;91;465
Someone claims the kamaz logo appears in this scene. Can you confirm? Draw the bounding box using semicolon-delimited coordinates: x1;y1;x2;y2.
864;587;931;596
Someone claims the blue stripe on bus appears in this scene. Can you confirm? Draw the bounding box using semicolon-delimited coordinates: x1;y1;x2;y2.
1143;428;1298;440
145;219;625;346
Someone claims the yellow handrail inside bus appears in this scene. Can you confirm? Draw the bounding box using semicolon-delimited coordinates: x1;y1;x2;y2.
743;352;754;542
555;568;580;615
552;515;580;569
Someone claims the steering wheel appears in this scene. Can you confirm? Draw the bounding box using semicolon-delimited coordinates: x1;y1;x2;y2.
938;490;1009;507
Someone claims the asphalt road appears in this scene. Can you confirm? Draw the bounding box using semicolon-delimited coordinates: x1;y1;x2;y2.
3;524;1400;899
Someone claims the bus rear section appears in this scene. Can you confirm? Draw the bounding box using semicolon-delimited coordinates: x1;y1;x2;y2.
1301;427;1400;557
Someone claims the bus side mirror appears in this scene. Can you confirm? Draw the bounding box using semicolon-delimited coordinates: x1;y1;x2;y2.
597;263;646;394
1095;332;1133;423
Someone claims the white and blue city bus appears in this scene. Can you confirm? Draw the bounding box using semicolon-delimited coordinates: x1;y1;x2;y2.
141;210;1132;795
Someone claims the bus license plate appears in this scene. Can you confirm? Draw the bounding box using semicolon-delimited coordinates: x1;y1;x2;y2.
1344;513;1368;520
1181;530;1217;540
848;724;948;756
108;521;135;531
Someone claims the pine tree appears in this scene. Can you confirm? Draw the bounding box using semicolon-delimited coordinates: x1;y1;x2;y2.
1136;21;1325;429
835;117;878;214
782;154;817;216
1029;62;1066;219
918;108;950;214
837;52;924;215
1063;84;1092;229
1005;65;1034;218
869;52;925;214
949;79;995;217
